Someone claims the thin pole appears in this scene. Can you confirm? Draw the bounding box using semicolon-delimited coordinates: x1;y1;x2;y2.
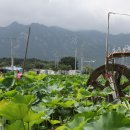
80;57;83;74
105;12;110;65
72;36;77;71
75;47;77;70
10;38;16;70
22;27;31;74
10;39;14;70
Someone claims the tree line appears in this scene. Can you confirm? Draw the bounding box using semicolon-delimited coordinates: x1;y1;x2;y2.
0;57;78;71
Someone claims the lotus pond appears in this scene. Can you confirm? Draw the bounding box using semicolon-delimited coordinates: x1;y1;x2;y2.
0;71;130;130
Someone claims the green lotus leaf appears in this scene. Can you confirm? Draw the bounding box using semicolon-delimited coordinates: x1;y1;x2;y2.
4;90;17;97
35;74;47;80
5;120;25;130
2;77;14;88
12;94;35;105
59;100;76;108
49;119;60;125
85;111;130;130
32;103;54;120
24;71;46;81
67;116;86;130
56;125;68;130
76;106;97;113
42;96;62;106
47;85;64;93
24;110;43;128
0;100;29;120
56;111;95;130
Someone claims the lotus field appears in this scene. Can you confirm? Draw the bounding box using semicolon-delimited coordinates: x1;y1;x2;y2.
0;71;130;130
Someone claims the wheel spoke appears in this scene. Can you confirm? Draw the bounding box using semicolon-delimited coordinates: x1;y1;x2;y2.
102;73;106;80
114;72;121;86
92;81;105;90
105;80;110;87
117;80;130;97
121;80;130;89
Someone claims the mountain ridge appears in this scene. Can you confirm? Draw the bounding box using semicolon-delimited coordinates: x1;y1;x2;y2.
0;22;130;67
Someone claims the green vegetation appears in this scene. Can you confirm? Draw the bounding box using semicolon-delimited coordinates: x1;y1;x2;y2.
0;58;55;70
82;65;94;74
59;57;78;70
0;72;130;130
0;56;78;71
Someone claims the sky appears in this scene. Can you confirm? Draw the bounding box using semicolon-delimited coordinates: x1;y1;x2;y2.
0;0;130;33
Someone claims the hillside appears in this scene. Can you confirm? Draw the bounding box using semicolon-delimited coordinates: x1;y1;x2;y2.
0;22;130;67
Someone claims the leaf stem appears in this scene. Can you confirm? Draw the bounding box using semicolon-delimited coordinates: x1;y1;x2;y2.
28;122;29;130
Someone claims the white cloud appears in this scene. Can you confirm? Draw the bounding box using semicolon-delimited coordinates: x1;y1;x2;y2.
0;0;130;33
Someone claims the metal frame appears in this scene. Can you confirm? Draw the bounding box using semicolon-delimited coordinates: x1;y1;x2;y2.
105;12;130;67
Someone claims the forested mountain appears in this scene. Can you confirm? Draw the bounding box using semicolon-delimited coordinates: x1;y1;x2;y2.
0;22;130;67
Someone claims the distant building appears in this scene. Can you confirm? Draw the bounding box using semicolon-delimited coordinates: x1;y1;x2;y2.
33;69;55;75
68;70;81;75
33;69;81;75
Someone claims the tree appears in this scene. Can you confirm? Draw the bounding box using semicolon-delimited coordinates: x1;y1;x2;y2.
59;64;71;70
59;57;78;70
83;65;94;74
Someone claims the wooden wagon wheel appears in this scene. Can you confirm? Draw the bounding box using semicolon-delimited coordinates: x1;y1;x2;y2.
87;64;130;101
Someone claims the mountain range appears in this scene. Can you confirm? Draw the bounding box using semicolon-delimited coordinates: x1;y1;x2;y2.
0;22;130;67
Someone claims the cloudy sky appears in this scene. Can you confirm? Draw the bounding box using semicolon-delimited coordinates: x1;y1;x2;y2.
0;0;130;33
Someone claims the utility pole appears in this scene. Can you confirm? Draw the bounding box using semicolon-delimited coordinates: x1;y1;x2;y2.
9;38;16;70
71;36;78;71
75;47;77;70
74;37;78;71
80;57;83;74
10;39;14;70
22;27;31;74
